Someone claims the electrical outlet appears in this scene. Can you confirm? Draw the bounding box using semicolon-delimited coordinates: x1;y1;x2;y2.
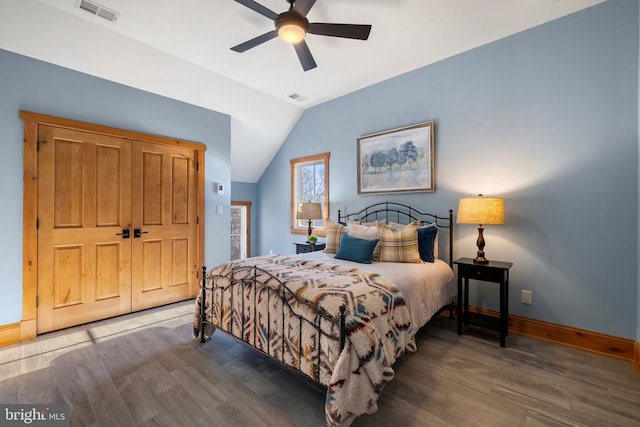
521;290;533;305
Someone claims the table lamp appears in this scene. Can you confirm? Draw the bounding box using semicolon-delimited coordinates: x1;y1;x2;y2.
296;202;323;243
457;194;504;264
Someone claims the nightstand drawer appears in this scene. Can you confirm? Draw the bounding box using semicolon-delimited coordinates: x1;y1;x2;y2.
458;265;504;283
294;242;325;254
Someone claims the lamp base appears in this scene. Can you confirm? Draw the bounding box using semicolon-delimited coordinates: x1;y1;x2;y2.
473;226;490;264
306;220;313;243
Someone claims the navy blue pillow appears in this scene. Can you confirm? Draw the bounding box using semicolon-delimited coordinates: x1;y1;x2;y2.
417;226;438;263
335;233;379;264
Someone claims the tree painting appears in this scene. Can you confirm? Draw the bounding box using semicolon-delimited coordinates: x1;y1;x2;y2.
370;151;386;173
357;122;434;194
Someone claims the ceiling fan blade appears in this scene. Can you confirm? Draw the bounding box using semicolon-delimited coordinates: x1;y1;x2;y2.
293;0;316;17
231;30;278;52
233;0;278;20
293;41;317;71
308;23;372;40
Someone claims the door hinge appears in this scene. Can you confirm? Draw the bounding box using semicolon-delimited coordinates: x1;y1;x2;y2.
36;296;39;308
196;216;199;225
37;139;46;151
36;218;39;229
195;162;199;171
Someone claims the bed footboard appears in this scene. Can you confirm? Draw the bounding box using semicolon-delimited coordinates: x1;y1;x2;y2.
197;265;346;386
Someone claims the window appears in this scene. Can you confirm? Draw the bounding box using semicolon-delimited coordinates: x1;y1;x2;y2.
230;201;251;260
290;152;329;237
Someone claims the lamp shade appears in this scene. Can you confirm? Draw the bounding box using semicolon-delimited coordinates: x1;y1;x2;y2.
296;202;323;220
457;196;504;225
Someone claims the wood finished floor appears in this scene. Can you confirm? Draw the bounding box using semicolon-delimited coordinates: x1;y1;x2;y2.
1;301;639;427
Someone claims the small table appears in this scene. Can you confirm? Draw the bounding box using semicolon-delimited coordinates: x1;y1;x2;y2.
454;257;513;347
294;242;325;254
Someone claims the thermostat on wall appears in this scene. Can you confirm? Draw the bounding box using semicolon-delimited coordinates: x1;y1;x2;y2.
213;182;224;195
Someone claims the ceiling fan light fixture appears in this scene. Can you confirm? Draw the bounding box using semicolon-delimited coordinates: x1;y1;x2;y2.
231;0;371;71
278;22;306;44
276;10;308;44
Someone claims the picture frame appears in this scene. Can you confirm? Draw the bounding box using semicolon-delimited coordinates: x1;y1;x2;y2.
357;121;435;194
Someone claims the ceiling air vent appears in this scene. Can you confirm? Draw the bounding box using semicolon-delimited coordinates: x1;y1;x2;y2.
76;0;120;23
288;93;308;102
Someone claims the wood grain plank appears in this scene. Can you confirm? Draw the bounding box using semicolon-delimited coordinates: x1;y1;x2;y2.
0;323;20;346
19;110;206;151
21;118;38;331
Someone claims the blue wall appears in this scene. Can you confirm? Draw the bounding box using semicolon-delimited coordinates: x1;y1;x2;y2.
231;181;259;257
0;49;231;326
258;0;639;339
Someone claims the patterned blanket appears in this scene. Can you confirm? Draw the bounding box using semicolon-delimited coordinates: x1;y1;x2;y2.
193;255;416;426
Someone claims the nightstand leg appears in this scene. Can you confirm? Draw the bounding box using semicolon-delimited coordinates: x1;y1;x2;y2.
457;275;463;335
505;274;509;337
500;280;506;347
463;277;469;326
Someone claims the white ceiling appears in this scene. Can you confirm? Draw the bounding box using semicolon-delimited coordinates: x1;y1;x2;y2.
0;0;603;182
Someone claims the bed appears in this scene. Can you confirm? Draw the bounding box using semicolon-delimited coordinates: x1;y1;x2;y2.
194;202;456;427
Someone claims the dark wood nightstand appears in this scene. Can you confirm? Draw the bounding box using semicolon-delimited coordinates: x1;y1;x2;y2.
454;257;513;347
294;242;325;254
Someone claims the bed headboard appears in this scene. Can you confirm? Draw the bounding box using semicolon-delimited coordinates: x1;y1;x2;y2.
337;202;454;267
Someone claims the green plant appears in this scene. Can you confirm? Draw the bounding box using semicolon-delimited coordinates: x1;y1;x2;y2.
308;234;318;243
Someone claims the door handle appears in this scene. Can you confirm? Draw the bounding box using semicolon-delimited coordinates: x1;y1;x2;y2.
133;229;149;238
116;229;130;239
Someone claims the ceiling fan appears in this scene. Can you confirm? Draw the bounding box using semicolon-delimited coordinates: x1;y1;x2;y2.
231;0;372;71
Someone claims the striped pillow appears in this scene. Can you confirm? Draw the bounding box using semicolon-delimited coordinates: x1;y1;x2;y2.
376;221;422;263
324;219;347;254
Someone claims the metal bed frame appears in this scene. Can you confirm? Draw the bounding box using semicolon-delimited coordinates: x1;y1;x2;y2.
338;201;454;267
197;202;454;388
198;265;346;385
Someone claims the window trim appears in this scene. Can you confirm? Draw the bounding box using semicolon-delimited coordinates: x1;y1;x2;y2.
231;200;251;259
290;152;330;237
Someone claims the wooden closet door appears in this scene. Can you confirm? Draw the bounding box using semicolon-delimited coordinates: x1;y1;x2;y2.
130;141;198;311
37;125;132;333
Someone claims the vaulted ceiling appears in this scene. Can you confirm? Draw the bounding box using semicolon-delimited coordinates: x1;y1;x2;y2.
0;0;603;182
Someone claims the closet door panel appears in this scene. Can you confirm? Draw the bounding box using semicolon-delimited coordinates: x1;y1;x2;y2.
131;141;198;311
37;125;132;333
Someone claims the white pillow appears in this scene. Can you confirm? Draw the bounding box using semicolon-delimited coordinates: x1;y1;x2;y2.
347;222;378;239
347;222;380;260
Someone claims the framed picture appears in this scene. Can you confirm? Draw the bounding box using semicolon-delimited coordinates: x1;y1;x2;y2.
357;121;434;194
